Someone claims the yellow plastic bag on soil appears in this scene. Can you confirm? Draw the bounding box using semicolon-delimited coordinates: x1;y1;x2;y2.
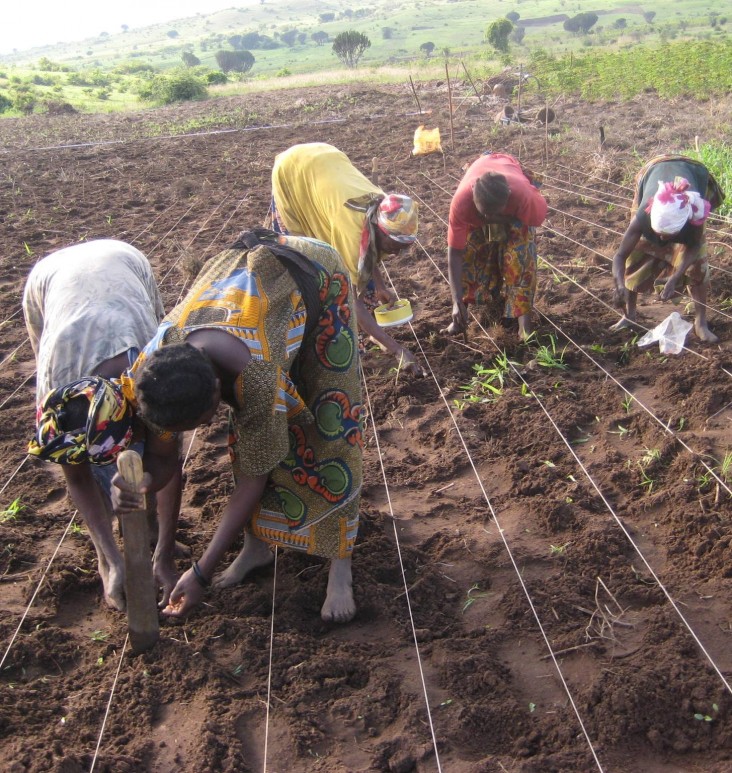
412;125;442;156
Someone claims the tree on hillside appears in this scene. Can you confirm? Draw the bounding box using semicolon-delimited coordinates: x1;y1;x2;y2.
332;30;371;68
167;30;179;39
138;68;207;104
215;49;255;74
382;27;394;39
613;18;627;30
319;12;335;22
281;29;298;47
121;24;129;33
182;50;201;67
420;41;435;58
510;25;526;44
486;18;513;53
506;11;520;23
564;12;598;34
643;11;656;23
312;31;329;46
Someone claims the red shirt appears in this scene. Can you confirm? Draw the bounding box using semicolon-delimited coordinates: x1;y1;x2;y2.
448;153;547;249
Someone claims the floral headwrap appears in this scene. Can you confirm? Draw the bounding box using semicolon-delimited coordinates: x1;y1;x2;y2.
28;377;134;465
375;194;419;243
346;193;419;293
646;177;711;236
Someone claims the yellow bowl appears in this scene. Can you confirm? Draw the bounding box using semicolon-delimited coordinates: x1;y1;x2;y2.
374;299;414;328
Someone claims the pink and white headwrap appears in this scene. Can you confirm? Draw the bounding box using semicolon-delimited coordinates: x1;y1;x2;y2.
646;176;711;236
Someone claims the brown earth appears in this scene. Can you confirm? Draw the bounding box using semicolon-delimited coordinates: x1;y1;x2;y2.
1;81;732;773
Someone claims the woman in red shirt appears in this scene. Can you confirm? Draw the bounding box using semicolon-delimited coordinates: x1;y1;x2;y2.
446;152;547;339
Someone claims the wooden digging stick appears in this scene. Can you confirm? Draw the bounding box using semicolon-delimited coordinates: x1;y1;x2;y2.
117;449;159;653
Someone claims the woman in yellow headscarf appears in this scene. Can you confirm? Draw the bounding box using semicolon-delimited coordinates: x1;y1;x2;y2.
271;142;424;376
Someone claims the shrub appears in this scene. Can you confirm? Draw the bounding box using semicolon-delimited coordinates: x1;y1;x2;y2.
138;68;208;104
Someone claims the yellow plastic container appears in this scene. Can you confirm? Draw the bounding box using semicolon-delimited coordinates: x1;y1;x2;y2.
374;299;414;328
412;126;442;156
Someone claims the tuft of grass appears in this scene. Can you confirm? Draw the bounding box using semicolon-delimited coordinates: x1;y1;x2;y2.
0;498;25;523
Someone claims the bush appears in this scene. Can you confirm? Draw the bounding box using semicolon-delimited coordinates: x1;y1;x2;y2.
0;92;12;113
138;68;208;104
205;70;228;85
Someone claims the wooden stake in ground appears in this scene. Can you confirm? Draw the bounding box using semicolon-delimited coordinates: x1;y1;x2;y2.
444;59;455;151
117;449;159;653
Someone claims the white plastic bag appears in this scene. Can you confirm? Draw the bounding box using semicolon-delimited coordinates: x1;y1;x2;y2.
637;311;692;355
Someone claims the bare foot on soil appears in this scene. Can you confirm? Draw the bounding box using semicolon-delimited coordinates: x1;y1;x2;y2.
695;322;718;343
212;534;274;588
100;561;126;611
609;316;640;332
321;558;356;623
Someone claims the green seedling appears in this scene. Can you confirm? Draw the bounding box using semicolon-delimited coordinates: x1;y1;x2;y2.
0;498;25;523
462;583;487;612
90;630;109;643
529;702;537;713
232;664;244;676
532;334;568;370
69;523;84;536
455;352;518;408
641;448;661;467
638;465;655;494
678;417;686;431
550;542;570;556
693;703;718;722
609;424;630;439
23;242;34;256
720;452;732;483
590;343;607;354
621;395;634;413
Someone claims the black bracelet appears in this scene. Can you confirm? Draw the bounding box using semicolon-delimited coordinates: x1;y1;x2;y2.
191;560;210;588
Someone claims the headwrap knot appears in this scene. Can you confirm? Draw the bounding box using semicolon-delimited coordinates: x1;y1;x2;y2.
28;377;133;465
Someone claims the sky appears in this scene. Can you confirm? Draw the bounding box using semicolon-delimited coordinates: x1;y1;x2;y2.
0;1;235;55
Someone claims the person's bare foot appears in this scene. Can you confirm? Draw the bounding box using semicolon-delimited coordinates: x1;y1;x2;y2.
212;535;274;588
695;322;719;343
100;560;126;611
321;558;356;623
610;315;639;332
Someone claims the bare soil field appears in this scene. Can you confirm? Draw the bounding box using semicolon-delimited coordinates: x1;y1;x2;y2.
1;82;731;773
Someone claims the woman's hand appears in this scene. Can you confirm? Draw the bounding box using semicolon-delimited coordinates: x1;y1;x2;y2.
397;348;426;378
375;286;398;307
612;284;628;309
111;471;152;512
161;567;205;617
444;300;468;334
153;549;179;608
660;275;680;301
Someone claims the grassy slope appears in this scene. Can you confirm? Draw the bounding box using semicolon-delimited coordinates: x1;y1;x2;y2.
0;0;728;114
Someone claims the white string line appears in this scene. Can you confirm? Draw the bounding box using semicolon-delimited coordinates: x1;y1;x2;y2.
531;311;732;695
541;175;630;205
0;512;78;671
0;430;197;673
380;276;605;771
543;225;732;321
546;205;624;236
0;457;28;498
545;208;732;278
551;163;732;227
402;246;732;700
0;116;357;156
262;546;278;773
0;340;27;370
0;307;22;329
537;250;732;376
359;362;444;772
538;306;732;499
88;634;130;773
546;169;732;238
0;372;34;411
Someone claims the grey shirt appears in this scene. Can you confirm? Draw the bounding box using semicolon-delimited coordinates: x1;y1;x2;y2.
23;239;164;400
